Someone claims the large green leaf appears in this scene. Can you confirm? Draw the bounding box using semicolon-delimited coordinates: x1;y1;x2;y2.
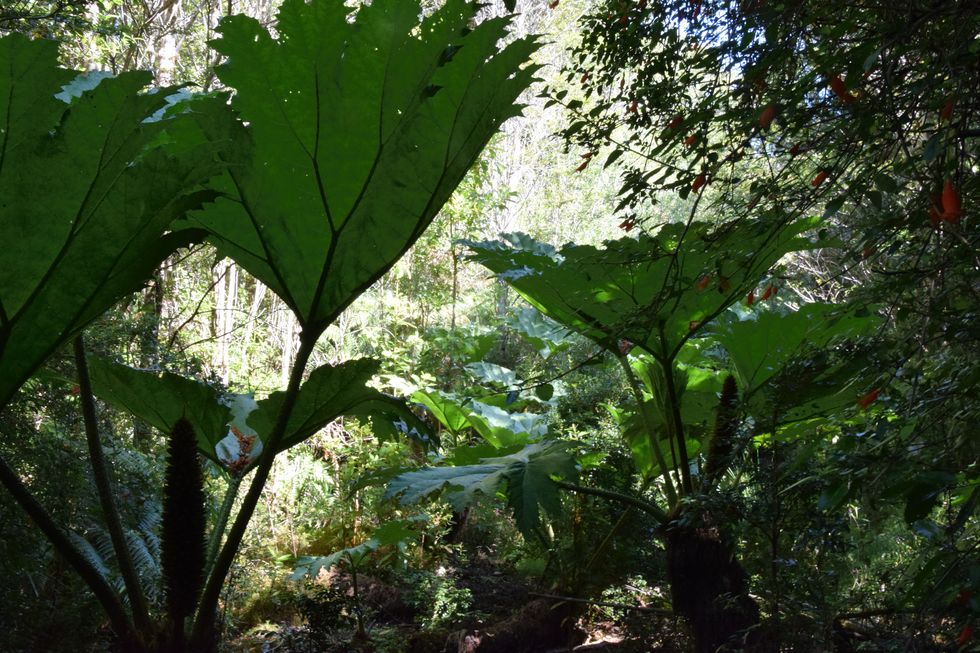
466;218;819;360
605;402;703;478
184;0;539;332
384;441;577;537
508;307;573;359
344;396;437;451
464;400;548;448
87;358;231;465
411;389;472;437
711;304;881;397
249;359;396;453
89;357;426;468
0;35;227;408
465;362;519;389
401;384;546;447
628;351;725;432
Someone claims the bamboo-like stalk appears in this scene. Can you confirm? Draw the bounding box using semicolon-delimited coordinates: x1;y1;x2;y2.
74;336;153;635
658;345;693;495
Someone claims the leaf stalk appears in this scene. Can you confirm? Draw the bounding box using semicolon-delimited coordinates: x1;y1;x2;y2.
190;331;318;649
74;335;153;634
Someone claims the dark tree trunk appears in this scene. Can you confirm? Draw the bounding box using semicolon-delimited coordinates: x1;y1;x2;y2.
445;506;471;543
666;517;768;652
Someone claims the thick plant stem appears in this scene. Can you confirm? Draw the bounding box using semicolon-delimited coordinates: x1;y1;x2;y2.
0;452;136;646
74;336;153;635
190;333;317;650
660;352;693;495
554;480;668;524
580;476;657;580
205;474;242;575
618;355;678;506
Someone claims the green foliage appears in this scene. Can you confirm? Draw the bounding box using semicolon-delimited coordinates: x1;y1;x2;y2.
466;218;820;360
88;357;429;473
0;0;538;647
4;1;977;650
409;571;473;629
0;35;225;408
385;441;578;538
710;304;880;400
184;0;540;332
250;360;392;453
606;400;701;480
87;358;231;464
393;377;549;448
507;307;573;360
292;517;424;581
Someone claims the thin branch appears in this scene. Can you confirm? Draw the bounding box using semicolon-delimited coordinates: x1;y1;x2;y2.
555;479;668;524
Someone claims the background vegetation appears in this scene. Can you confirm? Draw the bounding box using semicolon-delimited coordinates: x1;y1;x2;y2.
0;0;977;651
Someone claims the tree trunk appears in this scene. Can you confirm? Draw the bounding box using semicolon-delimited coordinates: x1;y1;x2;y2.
133;273;165;450
665;516;769;653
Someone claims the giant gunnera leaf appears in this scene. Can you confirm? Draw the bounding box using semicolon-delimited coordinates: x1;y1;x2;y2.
385;441;577;538
466;218;819;361
87;357;429;472
0;35;229;408
184;0;540;334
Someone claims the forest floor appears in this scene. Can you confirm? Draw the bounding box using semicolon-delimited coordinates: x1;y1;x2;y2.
225;552;689;653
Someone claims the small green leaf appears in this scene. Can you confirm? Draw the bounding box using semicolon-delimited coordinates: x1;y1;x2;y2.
873;173;899;194
823;196;846;217
604;149;624;168
903;472;955;524
535;384;555;401
817;481;849;511
867;190;883;210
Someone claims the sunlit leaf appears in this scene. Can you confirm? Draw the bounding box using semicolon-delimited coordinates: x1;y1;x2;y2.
466;218;819;360
0;35;228;408
183;0;539;334
384;441;577;537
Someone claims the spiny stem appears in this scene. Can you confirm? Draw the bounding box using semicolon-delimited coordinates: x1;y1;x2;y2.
74;335;152;635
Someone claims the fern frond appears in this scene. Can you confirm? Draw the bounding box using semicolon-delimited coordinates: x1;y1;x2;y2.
67;531;110;580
